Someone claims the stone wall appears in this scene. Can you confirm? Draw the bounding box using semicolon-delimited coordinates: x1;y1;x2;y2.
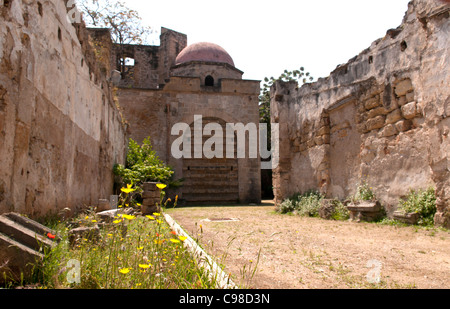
118;76;262;205
0;0;128;217
271;0;449;227
111;27;187;89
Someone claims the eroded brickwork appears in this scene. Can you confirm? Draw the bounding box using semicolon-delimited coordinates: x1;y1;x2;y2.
271;0;450;227
0;0;127;217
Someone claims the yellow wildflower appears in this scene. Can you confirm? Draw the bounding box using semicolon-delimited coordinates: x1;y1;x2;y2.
153;213;161;217
139;264;152;269
121;184;135;194
170;239;181;244
120;214;136;220
156;183;167;190
178;236;188;242
137;246;144;250
146;215;155;220
119;268;131;274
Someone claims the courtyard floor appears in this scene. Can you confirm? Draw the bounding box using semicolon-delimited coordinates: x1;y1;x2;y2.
165;201;450;289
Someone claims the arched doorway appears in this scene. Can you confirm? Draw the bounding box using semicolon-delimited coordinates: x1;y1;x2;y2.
182;117;239;205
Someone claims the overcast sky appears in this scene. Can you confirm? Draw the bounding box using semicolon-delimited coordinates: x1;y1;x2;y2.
121;0;411;82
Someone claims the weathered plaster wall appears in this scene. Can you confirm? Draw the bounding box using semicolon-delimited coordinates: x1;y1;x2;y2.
0;0;127;217
271;0;449;227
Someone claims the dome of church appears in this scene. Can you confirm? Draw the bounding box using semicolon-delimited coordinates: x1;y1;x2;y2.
175;42;235;67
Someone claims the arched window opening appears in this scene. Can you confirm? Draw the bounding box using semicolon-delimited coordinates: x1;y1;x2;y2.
205;75;214;87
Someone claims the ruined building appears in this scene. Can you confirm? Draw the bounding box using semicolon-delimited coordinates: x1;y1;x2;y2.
0;0;128;217
0;0;448;228
271;0;449;227
113;30;262;205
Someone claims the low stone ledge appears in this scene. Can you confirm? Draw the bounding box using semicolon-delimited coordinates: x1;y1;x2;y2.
346;201;383;222
393;211;420;225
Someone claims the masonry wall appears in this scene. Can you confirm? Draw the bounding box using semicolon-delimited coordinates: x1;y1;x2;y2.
0;0;128;217
118;76;262;204
111;28;187;89
271;0;450;227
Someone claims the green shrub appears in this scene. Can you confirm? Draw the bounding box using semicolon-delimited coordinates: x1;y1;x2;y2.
277;199;296;214
277;190;323;217
295;191;323;217
330;200;350;221
113;137;175;187
398;187;437;226
352;181;376;202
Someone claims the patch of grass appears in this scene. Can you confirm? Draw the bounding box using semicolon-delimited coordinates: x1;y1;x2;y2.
33;213;220;289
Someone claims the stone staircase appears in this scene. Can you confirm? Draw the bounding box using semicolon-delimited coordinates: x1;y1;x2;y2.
0;213;58;285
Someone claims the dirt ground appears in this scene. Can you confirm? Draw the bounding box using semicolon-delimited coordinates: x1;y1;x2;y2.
165;201;450;289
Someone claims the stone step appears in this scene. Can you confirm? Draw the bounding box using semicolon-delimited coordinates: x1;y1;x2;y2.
0;214;55;253
4;213;58;241
0;232;44;284
182;187;239;195
183;193;239;204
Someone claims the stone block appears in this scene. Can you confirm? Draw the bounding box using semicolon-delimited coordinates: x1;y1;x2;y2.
379;124;398;137
365;96;381;110
68;226;100;247
97;199;111;212
97;209;121;222
401;102;417;119
366;115;386;131
4;213;58;240
386;109;403;124
405;91;415;103
347;201;383;222
0;233;44;285
394;79;413;97
142;190;160;199
0;215;55;252
141;204;161;216
393;211;419;225
367;106;389;119
317;126;330;136
397;96;407;107
142;197;159;207
395;119;412;132
142;182;158;191
319;199;336;220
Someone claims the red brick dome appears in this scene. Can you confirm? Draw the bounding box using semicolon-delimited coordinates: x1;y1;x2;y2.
175;42;235;67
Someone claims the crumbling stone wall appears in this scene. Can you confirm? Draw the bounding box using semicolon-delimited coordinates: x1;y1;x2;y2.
271;0;449;227
0;0;127;217
111;27;187;89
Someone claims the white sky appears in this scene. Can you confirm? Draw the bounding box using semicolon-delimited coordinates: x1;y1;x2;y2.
122;0;411;82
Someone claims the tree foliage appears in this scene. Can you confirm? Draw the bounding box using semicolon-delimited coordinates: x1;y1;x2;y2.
77;0;151;45
259;67;314;126
76;0;153;73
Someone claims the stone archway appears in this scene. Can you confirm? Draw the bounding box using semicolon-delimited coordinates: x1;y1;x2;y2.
182;117;239;205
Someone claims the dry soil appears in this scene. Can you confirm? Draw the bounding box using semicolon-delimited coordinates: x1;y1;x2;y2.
165;201;450;289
